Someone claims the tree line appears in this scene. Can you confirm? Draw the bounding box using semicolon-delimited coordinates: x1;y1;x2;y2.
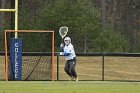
0;0;139;53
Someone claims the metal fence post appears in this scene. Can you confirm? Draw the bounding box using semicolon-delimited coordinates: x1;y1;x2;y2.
56;54;59;80
102;53;105;81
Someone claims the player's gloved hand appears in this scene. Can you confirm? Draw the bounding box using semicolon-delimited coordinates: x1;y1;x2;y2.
60;52;64;56
60;43;64;48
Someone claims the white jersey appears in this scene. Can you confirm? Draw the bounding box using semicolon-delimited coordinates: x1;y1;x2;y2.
63;43;76;60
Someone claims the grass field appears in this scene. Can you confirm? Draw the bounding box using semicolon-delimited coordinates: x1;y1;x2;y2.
0;81;140;93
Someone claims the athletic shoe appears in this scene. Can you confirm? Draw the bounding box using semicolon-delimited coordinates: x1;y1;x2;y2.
69;77;74;81
76;77;78;81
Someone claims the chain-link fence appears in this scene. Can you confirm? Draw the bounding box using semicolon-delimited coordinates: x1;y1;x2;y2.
1;52;140;81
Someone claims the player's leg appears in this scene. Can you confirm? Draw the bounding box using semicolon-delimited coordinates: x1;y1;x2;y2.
64;61;72;77
69;60;78;81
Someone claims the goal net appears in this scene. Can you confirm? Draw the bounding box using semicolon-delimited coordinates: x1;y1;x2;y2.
4;30;54;81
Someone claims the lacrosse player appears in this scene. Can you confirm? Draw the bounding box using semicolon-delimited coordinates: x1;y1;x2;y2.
60;37;78;81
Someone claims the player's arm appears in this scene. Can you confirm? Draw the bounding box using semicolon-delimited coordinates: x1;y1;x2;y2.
60;46;72;56
60;43;64;52
63;45;74;56
60;50;71;56
63;51;71;56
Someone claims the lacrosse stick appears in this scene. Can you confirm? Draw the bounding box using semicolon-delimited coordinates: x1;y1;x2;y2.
59;26;68;51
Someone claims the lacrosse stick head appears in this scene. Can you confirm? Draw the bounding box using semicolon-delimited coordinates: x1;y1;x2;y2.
59;26;68;39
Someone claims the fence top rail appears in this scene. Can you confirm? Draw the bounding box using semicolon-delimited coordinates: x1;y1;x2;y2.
76;52;140;57
5;30;54;33
0;52;140;57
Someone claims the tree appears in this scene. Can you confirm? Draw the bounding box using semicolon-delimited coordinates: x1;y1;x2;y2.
0;0;6;32
94;27;129;52
38;0;101;52
0;0;6;51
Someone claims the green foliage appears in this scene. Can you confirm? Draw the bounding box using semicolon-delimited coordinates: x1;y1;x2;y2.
0;32;4;51
93;27;129;52
17;0;131;52
38;0;101;52
0;0;139;53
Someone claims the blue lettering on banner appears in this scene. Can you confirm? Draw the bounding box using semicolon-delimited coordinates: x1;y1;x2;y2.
10;38;22;80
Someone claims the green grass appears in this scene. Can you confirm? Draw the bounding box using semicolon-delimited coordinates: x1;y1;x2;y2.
0;81;140;93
